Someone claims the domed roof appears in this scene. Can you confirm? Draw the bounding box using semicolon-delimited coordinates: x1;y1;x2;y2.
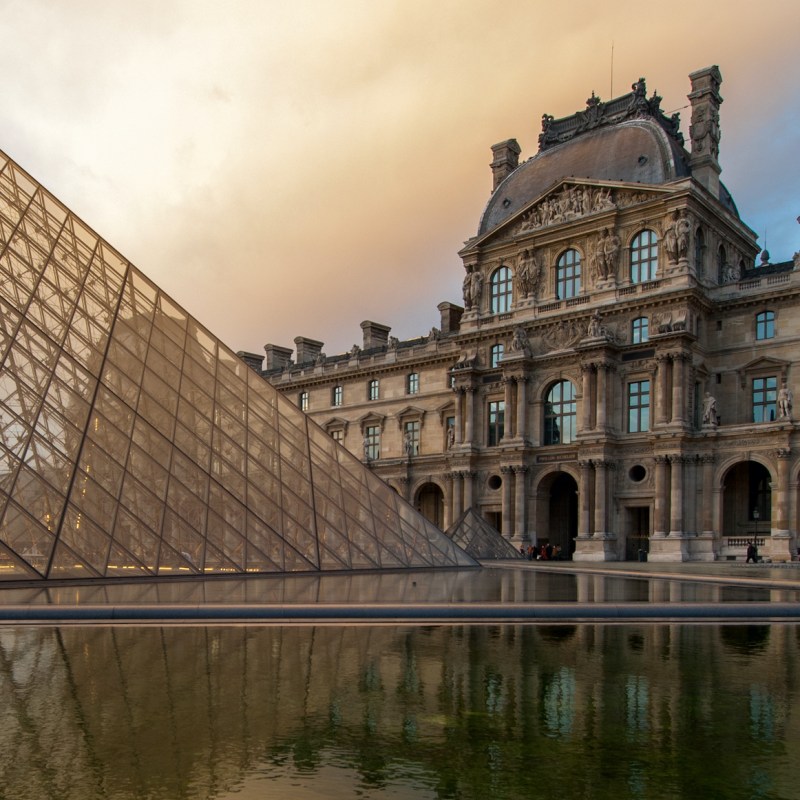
479;118;689;236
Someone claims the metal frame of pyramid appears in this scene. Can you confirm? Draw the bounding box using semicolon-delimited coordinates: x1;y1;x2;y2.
0;150;476;580
445;508;521;560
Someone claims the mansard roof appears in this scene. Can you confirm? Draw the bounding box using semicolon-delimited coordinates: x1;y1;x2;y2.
479;79;738;238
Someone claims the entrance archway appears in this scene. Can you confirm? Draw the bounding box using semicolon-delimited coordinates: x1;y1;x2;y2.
722;460;772;544
538;471;578;557
415;483;445;529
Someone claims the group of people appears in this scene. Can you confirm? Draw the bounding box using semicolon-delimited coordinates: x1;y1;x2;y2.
520;543;562;561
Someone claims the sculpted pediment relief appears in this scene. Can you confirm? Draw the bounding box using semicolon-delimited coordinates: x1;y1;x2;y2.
509;181;665;238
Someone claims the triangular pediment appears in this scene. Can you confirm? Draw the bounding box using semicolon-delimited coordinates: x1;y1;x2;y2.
465;179;672;251
0;149;477;580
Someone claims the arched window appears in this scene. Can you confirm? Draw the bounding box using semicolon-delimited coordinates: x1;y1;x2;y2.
632;317;649;344
368;379;379;401
299;391;309;412
490;266;513;313
544;380;576;445
556;250;581;299
490;343;504;368
630;230;658;283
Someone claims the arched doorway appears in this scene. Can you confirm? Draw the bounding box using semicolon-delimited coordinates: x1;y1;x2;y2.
722;461;772;545
416;483;445;529
538;471;578;558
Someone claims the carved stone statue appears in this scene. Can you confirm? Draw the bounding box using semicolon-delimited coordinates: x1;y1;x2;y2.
702;392;718;426
587;310;603;338
793;251;800;270
516;249;540;298
676;210;691;261
664;211;680;264
592;229;619;280
778;381;793;419
350;344;361;358
446;426;455;450
462;265;483;311
509;326;530;354
403;432;413;456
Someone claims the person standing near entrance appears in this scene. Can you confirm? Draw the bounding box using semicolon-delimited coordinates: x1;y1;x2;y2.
746;540;756;563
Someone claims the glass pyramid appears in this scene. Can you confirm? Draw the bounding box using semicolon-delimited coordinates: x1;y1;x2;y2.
445;508;522;560
0;150;476;580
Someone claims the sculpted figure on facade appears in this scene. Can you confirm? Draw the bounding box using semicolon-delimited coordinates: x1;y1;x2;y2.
509;326;530;354
593;228;620;280
462;265;483;311
702;392;718;426
778;381;793;420
793;250;800;270
664;211;680;264
516;248;540;298
676;210;691;261
690;105;721;159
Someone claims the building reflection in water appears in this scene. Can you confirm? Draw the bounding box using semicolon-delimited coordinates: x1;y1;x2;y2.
0;622;798;799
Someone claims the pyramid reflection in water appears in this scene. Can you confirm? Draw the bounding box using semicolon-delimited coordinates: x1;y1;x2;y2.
0;151;476;580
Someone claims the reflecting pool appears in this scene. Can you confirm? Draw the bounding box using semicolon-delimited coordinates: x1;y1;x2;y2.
2;621;799;799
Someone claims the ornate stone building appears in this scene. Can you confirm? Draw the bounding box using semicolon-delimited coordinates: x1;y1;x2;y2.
255;67;800;562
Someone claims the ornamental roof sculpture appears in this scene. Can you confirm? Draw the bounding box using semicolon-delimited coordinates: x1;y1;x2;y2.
0;150;476;580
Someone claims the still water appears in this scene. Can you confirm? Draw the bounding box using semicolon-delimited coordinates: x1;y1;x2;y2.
2;620;799;799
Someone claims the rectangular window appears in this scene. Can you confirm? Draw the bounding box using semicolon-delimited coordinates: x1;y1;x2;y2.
632;317;649;344
299;391;309;412
753;376;777;422
365;425;380;460
368;379;379;401
403;420;420;456
330;429;344;446
628;380;650;432
407;372;419;395
487;400;505;446
332;385;343;406
756;311;775;340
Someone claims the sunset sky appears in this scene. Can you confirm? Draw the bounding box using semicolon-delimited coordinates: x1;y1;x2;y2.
2;0;797;359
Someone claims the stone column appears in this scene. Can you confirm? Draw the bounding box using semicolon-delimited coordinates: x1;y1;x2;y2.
516;377;528;441
775;449;791;535
464;387;475;445
701;455;715;534
451;471;463;520
668;455;685;536
500;466;513;537
593;460;608;537
463;470;475;511
513;465;527;540
653;455;668;537
443;473;453;529
581;363;594;431
596;364;609;430
671;352;688;425
453;388;463;445
503;378;514;440
655;354;670;425
579;460;593;537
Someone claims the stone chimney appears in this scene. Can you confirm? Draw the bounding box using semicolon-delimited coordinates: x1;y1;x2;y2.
263;343;293;371
361;320;391;350
437;301;463;335
490;139;521;192
688;66;723;198
293;336;324;365
236;351;264;372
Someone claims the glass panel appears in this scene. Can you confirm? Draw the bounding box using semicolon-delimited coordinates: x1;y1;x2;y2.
85;411;131;467
78;437;126;498
119;474;163;533
111;507;160;573
0;540;39;580
23;433;72;495
126;443;169;500
61;505;111;573
170;450;209;500
93;386;136;436
167;476;207;532
209;482;245;531
47;539;98;579
0;500;55;575
160;510;203;572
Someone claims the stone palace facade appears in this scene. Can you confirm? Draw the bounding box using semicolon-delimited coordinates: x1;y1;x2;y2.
249;67;800;562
